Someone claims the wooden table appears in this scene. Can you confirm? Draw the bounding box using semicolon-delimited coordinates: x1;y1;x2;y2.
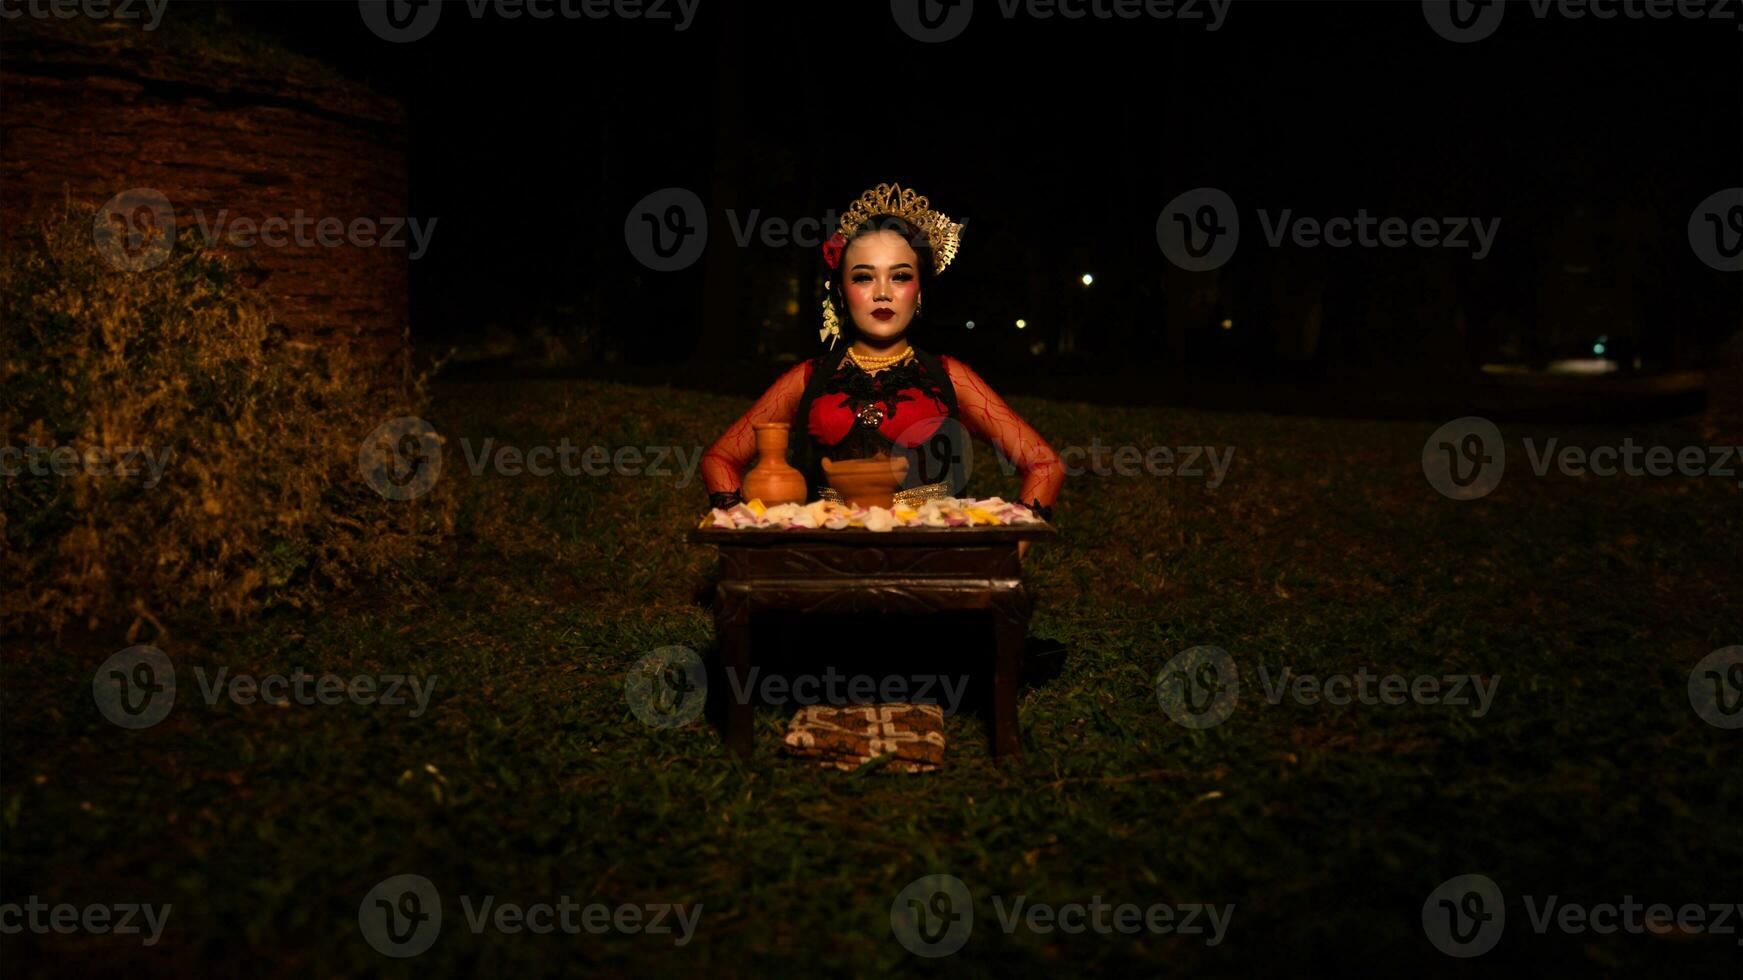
688;523;1056;760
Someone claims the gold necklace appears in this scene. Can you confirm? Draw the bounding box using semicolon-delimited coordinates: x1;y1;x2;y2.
847;346;914;370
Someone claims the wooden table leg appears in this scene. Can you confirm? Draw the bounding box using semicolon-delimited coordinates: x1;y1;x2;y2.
717;593;754;760
990;597;1027;759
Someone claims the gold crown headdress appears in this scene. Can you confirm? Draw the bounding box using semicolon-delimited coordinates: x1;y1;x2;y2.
820;182;963;349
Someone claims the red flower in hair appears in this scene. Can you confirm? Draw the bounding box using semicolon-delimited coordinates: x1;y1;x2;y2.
821;232;846;270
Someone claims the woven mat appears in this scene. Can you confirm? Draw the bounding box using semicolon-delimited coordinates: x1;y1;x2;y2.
782;703;946;773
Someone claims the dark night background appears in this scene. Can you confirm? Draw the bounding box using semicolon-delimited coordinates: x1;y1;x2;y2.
3;4;1742;976
220;0;1739;409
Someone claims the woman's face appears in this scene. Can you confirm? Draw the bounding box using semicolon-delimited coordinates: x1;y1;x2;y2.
841;230;921;344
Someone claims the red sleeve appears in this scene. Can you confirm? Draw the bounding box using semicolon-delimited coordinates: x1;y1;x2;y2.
702;360;813;495
941;355;1064;509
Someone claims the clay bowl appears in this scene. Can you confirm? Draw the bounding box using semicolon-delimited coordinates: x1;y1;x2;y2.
820;455;910;510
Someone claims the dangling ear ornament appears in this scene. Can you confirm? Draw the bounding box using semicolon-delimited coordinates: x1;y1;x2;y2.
820;287;842;350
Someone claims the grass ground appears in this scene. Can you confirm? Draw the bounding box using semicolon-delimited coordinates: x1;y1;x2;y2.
3;375;1739;976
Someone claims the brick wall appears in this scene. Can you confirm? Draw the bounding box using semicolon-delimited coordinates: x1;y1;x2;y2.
1;28;410;365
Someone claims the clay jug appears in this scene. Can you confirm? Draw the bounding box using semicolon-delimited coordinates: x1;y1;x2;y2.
741;422;807;505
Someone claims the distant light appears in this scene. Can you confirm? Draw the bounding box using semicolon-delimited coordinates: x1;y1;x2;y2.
965;320;975;330
1220;318;1233;330
1080;273;1094;286
1592;342;1606;355
1547;358;1619;375
1016;318;1027;329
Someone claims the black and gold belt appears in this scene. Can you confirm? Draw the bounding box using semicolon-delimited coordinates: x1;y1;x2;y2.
816;481;953;507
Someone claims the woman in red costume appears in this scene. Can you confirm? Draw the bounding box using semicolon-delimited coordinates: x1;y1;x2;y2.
701;182;1063;553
